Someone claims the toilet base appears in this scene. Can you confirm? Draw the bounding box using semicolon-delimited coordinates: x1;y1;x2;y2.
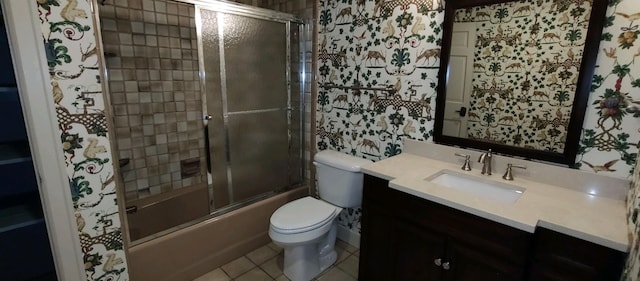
281;222;338;281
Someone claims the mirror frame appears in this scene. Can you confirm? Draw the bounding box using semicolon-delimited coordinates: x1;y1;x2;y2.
434;0;609;166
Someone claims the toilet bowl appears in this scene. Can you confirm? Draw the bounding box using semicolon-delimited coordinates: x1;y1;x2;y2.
269;196;342;281
268;149;372;281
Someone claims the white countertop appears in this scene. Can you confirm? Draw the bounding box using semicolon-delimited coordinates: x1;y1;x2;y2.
361;153;630;252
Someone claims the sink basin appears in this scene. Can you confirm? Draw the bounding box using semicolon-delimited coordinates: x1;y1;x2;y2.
425;170;525;203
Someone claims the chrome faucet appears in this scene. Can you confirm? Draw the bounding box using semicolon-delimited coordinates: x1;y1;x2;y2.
502;163;527;181
478;149;493;175
454;153;472;171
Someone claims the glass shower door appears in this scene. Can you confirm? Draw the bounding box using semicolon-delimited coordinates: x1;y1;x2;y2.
198;7;302;210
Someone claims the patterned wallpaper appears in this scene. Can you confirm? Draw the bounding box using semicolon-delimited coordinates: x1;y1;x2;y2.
315;0;640;178
36;0;129;280
579;0;640;177
457;0;590;152
316;0;442;158
316;0;640;277
316;0;443;236
22;0;640;279
625;153;640;280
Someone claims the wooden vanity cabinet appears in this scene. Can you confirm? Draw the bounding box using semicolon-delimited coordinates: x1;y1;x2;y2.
359;175;531;281
527;228;625;281
359;175;626;281
359;175;395;281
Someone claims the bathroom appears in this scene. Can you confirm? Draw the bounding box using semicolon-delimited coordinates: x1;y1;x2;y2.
2;0;640;280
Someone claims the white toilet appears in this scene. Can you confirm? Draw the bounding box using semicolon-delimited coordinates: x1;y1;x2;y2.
269;149;372;281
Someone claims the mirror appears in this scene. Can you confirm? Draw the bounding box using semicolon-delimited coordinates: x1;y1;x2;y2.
434;0;608;165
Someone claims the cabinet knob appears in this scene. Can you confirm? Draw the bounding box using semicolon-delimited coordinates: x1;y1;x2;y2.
434;258;442;266
442;262;450;270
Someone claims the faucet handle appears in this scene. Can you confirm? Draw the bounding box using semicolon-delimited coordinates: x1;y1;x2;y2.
502;163;526;181
454;153;472;171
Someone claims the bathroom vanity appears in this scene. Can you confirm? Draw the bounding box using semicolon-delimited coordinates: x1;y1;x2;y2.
358;142;628;281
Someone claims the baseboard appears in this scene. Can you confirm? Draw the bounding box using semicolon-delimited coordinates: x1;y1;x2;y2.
337;224;360;248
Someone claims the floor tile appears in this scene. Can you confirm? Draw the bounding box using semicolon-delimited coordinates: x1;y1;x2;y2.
234;267;273;281
220;256;255;278
247;244;279;265
337;254;359;278
274;275;291;281
316;267;356;281
267;242;283;252
335;244;351;263
336;240;358;254
193;239;360;281
192;268;230;281
259;255;284;278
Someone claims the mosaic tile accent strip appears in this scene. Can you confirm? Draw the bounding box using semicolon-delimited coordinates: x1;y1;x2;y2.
36;0;129;280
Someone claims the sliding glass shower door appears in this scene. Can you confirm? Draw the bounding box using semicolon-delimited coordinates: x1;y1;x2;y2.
198;6;304;211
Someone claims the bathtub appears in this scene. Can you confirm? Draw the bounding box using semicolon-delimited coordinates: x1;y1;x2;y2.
127;186;307;281
125;184;210;242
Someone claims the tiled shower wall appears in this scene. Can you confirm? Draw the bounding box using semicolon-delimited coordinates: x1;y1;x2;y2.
99;0;207;201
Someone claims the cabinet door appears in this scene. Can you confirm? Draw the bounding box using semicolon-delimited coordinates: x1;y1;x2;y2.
527;228;624;281
392;218;446;280
359;199;394;280
359;176;394;281
444;241;525;281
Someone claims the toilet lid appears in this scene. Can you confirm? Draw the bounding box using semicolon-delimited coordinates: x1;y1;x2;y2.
270;197;339;234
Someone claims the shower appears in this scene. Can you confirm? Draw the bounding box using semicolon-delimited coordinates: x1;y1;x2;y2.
98;0;306;243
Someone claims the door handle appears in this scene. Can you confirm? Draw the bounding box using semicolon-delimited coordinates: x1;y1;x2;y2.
455;107;467;117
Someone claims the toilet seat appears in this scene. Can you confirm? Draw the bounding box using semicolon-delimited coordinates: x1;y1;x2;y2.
270;197;340;234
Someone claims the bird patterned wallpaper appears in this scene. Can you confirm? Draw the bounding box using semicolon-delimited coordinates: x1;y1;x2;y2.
626;154;640;280
316;0;443;239
457;0;590;152
35;0;129;280
316;0;640;278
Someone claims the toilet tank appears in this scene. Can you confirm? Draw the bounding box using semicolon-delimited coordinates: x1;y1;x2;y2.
313;150;373;208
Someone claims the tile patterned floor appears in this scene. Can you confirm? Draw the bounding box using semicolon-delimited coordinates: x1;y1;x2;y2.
193;240;359;281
